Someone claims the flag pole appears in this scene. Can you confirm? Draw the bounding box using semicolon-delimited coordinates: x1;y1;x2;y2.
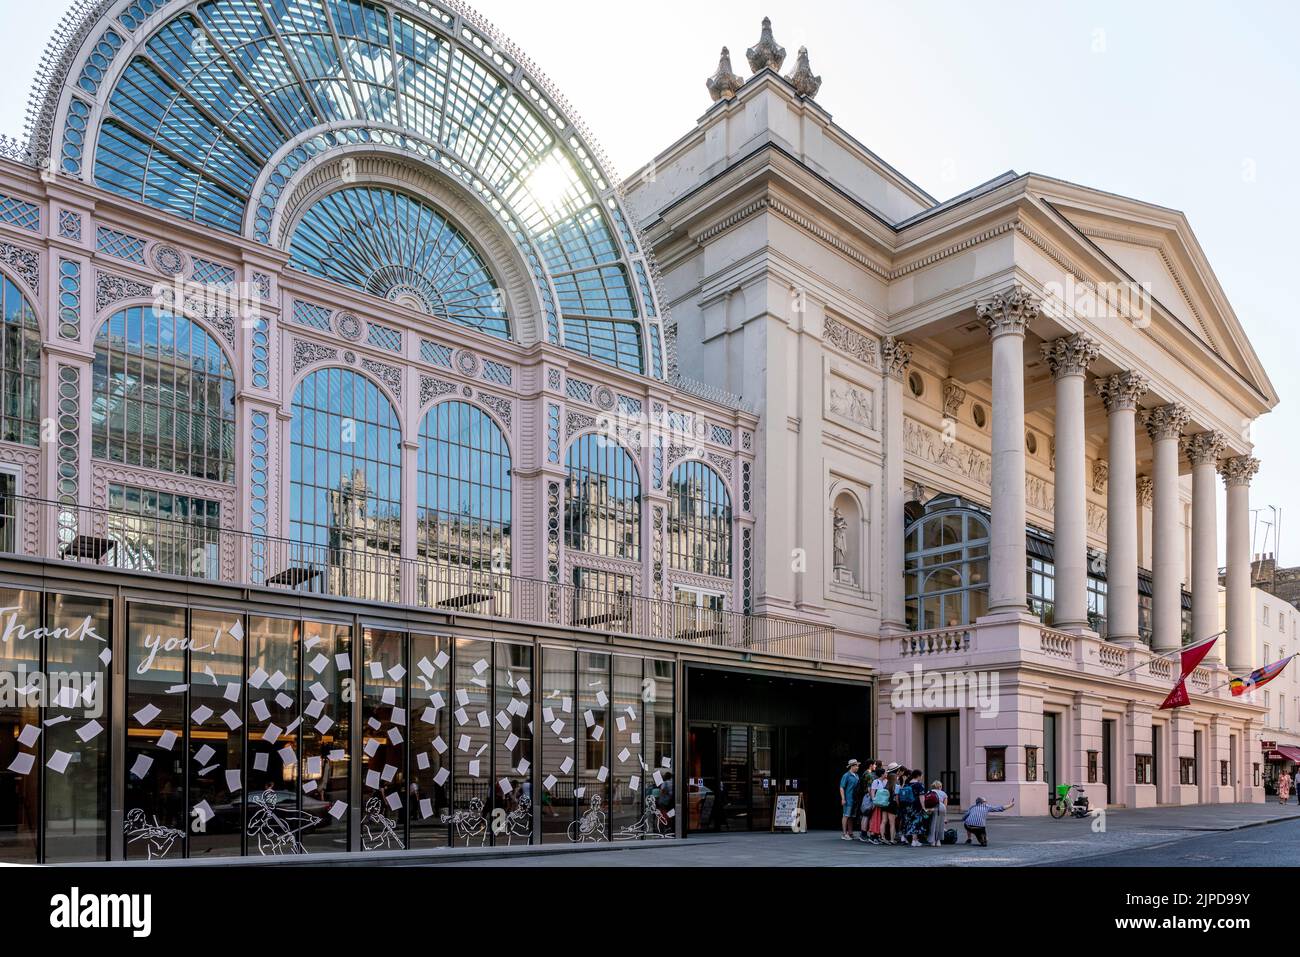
1107;630;1225;680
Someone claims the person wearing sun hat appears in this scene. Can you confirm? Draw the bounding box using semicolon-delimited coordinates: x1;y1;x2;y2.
839;759;861;840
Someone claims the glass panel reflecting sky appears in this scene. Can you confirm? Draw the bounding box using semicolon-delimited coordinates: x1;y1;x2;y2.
83;0;653;377
289;187;510;339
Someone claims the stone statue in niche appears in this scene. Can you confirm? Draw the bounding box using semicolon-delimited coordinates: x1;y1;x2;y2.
832;507;856;585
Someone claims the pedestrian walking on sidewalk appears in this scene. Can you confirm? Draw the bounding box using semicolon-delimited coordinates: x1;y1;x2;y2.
840;759;861;840
962;796;1014;846
1278;769;1292;806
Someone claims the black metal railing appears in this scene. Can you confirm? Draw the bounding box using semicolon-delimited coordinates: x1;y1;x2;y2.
0;494;833;661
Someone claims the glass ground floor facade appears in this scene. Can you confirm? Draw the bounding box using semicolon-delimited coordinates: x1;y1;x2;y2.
0;565;693;862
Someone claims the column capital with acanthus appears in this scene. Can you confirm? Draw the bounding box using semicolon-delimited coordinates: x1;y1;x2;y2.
881;335;913;379
976;285;1040;338
1183;430;1227;467
1095;371;1150;413
1219;455;1260;487
1141;403;1191;442
1040;333;1100;379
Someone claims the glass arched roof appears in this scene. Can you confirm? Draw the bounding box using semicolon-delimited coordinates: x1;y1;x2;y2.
289;185;509;339
49;0;665;377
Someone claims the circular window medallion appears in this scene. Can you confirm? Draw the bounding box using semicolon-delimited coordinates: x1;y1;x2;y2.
594;386;616;411
973;403;987;428
1026;431;1038;455
151;244;185;275
336;312;363;341
455;349;481;377
343;351;356;364
908;371;925;397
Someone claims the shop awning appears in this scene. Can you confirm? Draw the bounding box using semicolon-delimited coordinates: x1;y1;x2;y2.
1266;746;1300;762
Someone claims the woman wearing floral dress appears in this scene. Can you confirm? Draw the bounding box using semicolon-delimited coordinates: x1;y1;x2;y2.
901;770;929;847
1278;769;1293;805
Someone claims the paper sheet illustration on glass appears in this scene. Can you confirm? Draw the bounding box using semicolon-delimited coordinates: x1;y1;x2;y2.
568;793;606;843
124;808;184;859
361;795;404;851
247;786;320;855
442;796;488;846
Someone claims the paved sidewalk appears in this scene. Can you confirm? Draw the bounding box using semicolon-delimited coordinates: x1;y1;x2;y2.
445;801;1300;867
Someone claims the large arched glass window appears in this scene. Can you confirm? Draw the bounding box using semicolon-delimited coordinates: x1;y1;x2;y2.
667;461;732;578
565;434;640;561
289;187;510;340
416;400;511;609
904;504;990;630
0;274;41;447
79;0;662;379
290;368;401;598
91;306;236;482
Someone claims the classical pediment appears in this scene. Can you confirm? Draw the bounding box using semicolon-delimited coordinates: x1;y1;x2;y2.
1027;179;1277;409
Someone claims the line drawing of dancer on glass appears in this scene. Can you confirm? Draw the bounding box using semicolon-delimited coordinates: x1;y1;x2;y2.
247;786;319;855
568;793;606;843
614;795;672;840
442;796;489;846
361;795;405;851
124;808;185;859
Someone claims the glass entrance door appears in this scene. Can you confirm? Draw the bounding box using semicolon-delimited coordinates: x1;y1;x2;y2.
1043;712;1059;805
923;713;960;805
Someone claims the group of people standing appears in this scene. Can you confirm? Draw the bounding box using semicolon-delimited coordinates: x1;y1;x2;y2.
838;758;948;847
839;758;1015;847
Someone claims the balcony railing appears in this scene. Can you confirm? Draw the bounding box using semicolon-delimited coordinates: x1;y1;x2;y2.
0;495;833;661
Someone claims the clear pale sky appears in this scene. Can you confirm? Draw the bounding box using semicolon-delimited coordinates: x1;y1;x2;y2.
2;0;1296;563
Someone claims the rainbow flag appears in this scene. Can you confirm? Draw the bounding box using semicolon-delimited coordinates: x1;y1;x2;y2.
1230;654;1296;696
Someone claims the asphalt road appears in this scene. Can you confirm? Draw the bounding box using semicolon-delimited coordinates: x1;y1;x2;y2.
1071;816;1300;867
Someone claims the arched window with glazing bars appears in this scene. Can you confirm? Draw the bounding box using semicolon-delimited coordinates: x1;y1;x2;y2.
904;502;991;631
416;400;512;612
564;434;640;562
667;460;732;579
290;367;401;601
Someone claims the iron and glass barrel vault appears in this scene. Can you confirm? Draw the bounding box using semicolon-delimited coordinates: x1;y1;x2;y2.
33;0;668;376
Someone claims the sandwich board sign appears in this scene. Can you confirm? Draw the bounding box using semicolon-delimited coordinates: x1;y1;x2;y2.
772;792;805;832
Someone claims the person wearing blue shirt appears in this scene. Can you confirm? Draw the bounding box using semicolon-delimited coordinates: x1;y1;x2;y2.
839;759;861;840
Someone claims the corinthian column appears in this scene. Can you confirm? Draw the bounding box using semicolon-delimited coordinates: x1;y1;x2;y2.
880;335;913;632
1143;404;1190;652
1185;431;1226;664
1221;455;1261;672
976;286;1039;615
1095;372;1149;645
1041;334;1100;630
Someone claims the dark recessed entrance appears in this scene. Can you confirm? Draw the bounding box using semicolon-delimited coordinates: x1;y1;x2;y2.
685;667;872;833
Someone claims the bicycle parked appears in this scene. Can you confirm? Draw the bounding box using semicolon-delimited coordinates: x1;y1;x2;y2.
1050;783;1091;819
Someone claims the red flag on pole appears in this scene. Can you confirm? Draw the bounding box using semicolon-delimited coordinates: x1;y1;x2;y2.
1158;634;1220;710
1159;679;1190;710
1177;634;1218;679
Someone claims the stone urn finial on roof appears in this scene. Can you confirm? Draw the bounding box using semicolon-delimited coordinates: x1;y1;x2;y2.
746;16;786;73
706;47;745;102
785;46;822;99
